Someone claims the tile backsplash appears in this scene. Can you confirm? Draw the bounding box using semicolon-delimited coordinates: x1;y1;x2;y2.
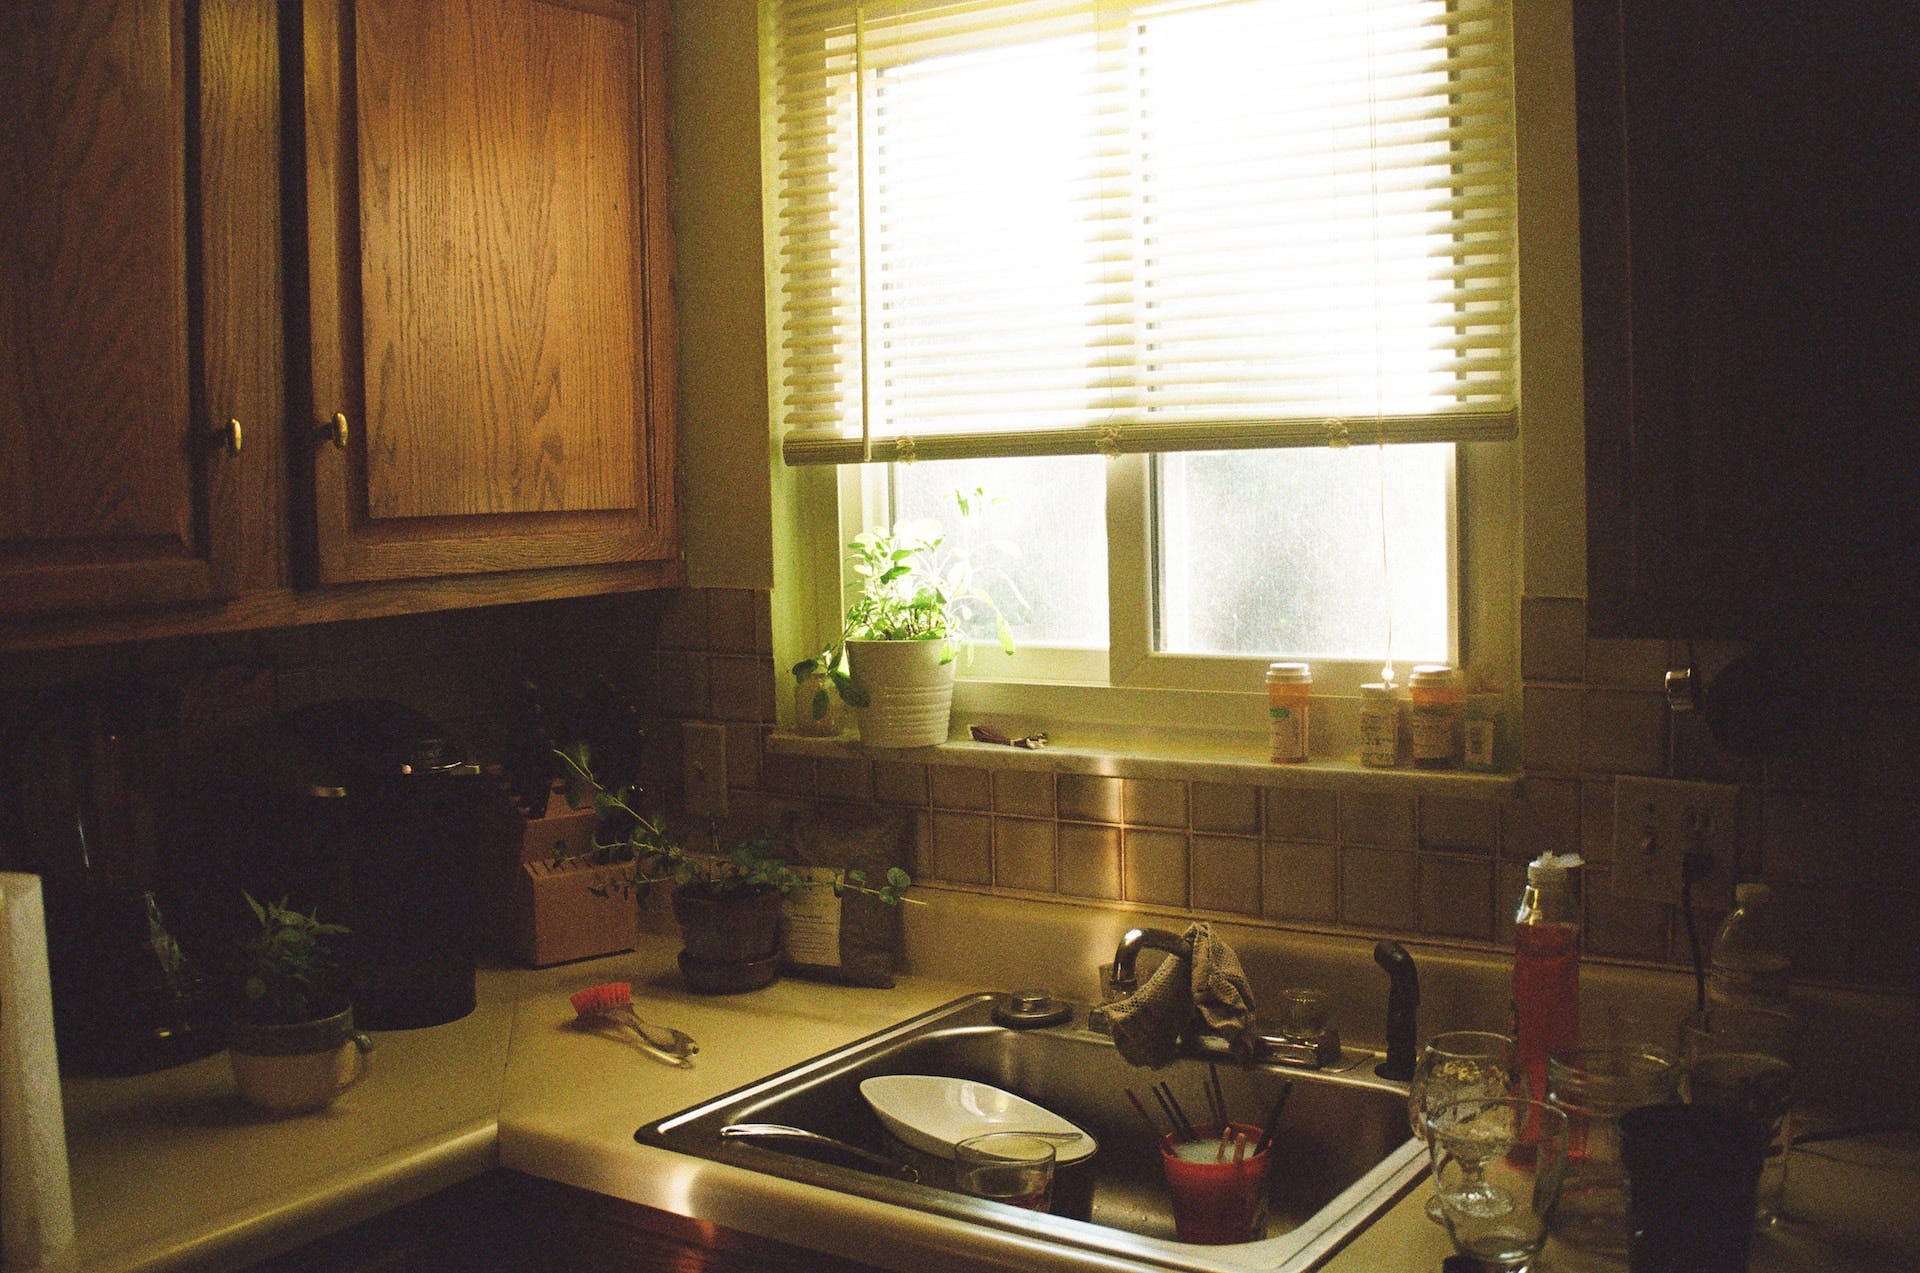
4;586;1915;998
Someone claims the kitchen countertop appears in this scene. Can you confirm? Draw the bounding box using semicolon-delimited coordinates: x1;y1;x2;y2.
54;893;1920;1273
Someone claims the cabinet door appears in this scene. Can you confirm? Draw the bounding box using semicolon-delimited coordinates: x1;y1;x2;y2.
0;0;276;614
1577;2;1920;640
302;0;677;586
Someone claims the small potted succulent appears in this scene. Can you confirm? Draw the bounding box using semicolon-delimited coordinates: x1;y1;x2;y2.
226;893;373;1114
794;489;1015;748
555;748;913;993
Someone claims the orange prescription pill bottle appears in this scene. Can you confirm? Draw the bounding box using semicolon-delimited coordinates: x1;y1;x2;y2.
1266;663;1311;763
1407;664;1462;768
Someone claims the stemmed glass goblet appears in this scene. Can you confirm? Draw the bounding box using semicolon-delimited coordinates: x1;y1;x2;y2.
1408;1030;1521;1222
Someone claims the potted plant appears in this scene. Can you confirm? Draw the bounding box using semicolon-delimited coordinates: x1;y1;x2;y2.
555;748;914;993
794;489;1015;748
226;893;374;1114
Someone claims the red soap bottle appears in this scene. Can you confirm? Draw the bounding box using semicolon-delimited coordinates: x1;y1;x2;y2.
1512;853;1582;1105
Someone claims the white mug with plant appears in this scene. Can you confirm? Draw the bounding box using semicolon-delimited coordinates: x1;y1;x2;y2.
227;893;374;1113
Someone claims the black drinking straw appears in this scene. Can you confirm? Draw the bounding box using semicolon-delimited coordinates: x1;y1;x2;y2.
1252;1080;1295;1156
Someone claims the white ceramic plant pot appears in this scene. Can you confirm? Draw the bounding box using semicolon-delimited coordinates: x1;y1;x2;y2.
846;638;956;748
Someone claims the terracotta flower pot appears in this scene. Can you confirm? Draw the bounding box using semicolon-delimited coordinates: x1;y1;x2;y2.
671;886;783;994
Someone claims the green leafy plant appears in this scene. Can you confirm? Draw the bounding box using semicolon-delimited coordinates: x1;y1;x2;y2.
553;745;915;905
236;893;350;1024
792;488;1017;719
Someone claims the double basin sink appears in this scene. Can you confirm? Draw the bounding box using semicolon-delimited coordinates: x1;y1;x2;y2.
638;992;1424;1272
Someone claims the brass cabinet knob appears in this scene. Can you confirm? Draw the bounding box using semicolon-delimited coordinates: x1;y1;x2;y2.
316;412;349;449
210;418;243;455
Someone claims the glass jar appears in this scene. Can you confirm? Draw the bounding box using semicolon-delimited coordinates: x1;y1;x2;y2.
1546;1044;1683;1255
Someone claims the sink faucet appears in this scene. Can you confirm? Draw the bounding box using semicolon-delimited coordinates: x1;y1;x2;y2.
1093;926;1342;1069
1372;939;1419;1080
1106;926;1192;996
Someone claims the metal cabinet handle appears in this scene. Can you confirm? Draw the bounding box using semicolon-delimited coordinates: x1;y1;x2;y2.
316;412;349;449
210;418;243;455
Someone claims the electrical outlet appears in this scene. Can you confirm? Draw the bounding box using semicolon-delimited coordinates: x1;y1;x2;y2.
1611;777;1738;904
682;721;728;819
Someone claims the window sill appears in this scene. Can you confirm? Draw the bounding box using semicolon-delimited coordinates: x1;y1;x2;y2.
767;729;1523;798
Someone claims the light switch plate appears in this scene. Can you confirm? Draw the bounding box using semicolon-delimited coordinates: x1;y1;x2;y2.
1611;777;1738;905
682;721;728;819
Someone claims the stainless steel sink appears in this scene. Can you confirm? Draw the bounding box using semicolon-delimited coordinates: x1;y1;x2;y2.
638;993;1425;1272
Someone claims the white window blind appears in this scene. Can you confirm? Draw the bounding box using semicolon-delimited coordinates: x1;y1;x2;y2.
765;0;1519;466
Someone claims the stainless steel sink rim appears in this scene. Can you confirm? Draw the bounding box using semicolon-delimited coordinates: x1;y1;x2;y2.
637;993;1427;1273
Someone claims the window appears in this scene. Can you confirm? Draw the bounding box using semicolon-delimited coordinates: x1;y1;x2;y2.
765;0;1519;704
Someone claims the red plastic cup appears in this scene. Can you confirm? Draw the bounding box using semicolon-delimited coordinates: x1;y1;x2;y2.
1159;1122;1273;1244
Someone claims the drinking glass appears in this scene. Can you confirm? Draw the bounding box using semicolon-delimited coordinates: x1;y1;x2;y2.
953;1132;1055;1211
1408;1031;1519;1222
1682;1006;1798;1225
1425;1097;1570;1272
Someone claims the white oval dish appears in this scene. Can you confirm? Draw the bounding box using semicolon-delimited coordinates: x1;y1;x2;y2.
859;1075;1098;1165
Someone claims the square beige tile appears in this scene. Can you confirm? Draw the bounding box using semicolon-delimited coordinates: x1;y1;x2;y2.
993;817;1057;893
723;723;762;791
993;769;1055;819
1857;797;1920;886
817;755;874;803
1193;783;1260;835
1758;791;1851;885
1417;855;1494;940
1192;835;1261;915
1340;847;1416;930
1260;841;1336;923
1494;860;1529;945
872;761;928;807
1522;686;1582;775
1499;778;1581;863
759;751;817;798
1057;823;1122;899
1580;779;1614;864
656;589;709;651
709;655;775;723
656;650;711;718
1768;881;1850;979
1263;787;1337;843
1060;773;1124;824
931;812;993;885
1583;637;1670;692
1581;690;1668;776
931;764;993;811
1584;875;1671;960
1520;596;1585;683
1123;777;1188;828
1340;791;1417;849
1420;795;1498;853
707;588;760;654
1123;828;1190;907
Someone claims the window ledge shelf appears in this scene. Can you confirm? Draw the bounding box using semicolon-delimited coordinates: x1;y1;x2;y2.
768;730;1524;798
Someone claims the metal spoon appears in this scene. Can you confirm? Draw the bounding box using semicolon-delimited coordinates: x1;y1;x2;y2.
720;1124;920;1181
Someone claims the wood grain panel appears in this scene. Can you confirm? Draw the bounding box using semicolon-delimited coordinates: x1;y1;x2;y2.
305;0;675;585
0;0;236;611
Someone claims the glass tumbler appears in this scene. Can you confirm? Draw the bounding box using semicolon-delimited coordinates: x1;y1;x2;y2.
1683;1006;1799;1225
953;1132;1055;1211
1546;1044;1682;1254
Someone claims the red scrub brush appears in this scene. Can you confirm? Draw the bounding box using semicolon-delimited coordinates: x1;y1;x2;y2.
569;982;698;1067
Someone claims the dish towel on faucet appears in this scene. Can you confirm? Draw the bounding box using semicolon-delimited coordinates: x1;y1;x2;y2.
1106;923;1257;1069
1;873;77;1271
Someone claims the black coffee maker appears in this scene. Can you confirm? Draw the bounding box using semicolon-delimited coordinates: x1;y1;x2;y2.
171;698;491;1030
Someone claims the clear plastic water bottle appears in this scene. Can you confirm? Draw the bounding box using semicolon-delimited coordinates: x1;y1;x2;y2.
1707;883;1791;1010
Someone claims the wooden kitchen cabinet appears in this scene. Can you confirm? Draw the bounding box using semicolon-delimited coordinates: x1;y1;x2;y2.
0;0;680;649
1576;2;1920;641
0;0;285;615
301;0;678;586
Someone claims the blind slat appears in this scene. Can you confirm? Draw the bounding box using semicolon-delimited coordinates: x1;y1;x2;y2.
764;0;1519;464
